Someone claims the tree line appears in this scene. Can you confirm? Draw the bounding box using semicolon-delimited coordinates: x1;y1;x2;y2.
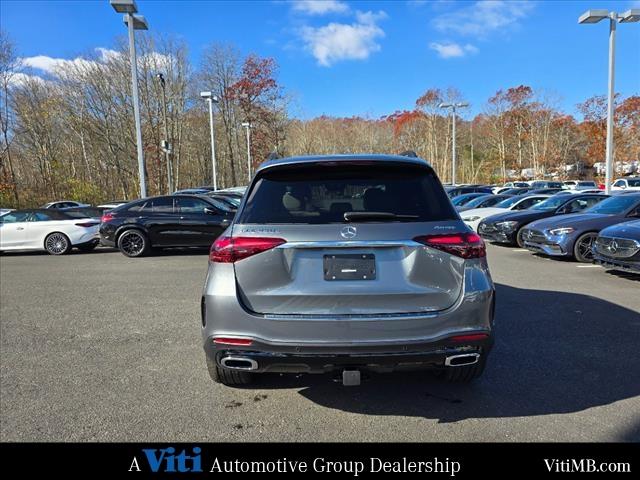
0;30;638;208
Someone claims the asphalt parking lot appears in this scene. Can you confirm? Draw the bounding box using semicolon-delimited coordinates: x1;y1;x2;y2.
1;244;639;442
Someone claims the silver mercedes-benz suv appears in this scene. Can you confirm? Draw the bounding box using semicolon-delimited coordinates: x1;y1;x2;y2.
201;154;495;386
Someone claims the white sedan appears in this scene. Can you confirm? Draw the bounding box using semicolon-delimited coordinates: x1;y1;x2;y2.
0;209;100;255
41;200;91;209
460;195;550;232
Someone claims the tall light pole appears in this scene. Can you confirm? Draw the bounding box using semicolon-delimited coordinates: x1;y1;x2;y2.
241;122;252;182
156;73;173;193
439;102;469;185
110;0;149;198
200;91;219;189
579;8;640;194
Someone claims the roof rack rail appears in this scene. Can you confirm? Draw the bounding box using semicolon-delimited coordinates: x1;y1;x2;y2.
399;150;418;158
266;152;281;161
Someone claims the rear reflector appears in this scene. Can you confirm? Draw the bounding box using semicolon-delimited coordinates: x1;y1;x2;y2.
209;236;286;263
75;221;100;228
213;337;253;346
451;333;489;342
100;212;114;223
414;232;486;259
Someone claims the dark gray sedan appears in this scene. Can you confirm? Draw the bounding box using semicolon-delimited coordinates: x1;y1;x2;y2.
593;220;640;273
521;194;640;262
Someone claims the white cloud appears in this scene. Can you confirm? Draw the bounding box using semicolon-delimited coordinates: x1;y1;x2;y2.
292;0;349;15
21;54;98;75
433;0;535;38
141;51;175;70
5;72;49;88
429;41;478;58
96;48;121;63
300;10;387;66
20;48;175;76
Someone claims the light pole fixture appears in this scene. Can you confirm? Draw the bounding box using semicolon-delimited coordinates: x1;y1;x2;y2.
579;8;639;194
111;0;149;198
200;91;220;190
438;102;469;185
156;73;173;193
241;122;252;182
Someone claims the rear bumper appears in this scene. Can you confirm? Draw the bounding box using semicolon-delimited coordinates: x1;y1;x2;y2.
99;223;117;246
205;335;493;373
201;260;495;366
71;229;100;246
100;237;116;247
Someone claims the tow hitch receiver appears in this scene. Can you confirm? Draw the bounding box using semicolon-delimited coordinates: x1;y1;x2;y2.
342;370;361;386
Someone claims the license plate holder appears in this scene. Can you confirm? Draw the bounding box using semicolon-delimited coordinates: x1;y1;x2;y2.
323;254;376;281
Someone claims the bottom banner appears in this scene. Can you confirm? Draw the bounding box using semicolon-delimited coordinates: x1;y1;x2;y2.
1;443;636;476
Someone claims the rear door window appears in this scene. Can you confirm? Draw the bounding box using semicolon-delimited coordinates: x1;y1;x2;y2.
142;197;175;214
238;164;456;224
29;212;55;221
176;197;210;214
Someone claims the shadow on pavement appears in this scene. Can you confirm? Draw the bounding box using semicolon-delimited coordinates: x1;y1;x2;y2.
251;284;640;436
604;269;639;282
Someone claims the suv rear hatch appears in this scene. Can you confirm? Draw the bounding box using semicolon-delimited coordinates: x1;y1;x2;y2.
214;160;482;315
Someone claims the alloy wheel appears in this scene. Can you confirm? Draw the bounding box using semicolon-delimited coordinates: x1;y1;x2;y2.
576;233;597;262
120;232;146;256
45;233;69;255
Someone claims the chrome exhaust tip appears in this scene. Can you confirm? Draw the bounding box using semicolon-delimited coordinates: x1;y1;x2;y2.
220;356;258;371
445;353;480;367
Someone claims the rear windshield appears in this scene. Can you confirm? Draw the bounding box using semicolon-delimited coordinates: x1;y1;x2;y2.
238;164;457;224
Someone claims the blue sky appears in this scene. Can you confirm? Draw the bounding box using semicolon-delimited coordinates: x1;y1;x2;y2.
1;0;639;119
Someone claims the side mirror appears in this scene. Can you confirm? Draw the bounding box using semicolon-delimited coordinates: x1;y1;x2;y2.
204;207;218;215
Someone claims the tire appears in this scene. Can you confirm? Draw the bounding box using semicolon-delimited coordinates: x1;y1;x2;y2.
573;232;598;263
44;232;71;255
516;228;527;248
77;243;97;252
117;229;149;257
441;355;487;383
205;355;252;386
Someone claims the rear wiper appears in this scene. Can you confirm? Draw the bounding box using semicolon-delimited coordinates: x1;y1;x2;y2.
343;211;419;222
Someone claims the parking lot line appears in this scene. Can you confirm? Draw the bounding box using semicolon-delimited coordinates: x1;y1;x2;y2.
513;249;530;252
576;265;602;268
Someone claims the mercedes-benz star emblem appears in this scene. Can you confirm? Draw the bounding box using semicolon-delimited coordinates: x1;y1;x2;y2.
607;240;618;254
340;226;357;239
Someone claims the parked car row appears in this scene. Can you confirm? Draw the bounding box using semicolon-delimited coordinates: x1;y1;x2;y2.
0;187;246;256
461;189;640;271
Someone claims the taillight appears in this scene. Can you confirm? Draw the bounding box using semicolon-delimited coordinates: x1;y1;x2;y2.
75;221;100;228
451;333;489;342
101;212;114;223
209;236;286;263
213;337;253;346
414;232;486;258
